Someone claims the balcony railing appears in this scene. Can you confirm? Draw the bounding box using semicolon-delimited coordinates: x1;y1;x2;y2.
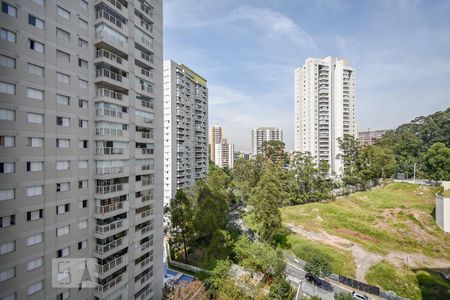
96;10;125;29
140;99;154;109
95;219;126;234
96;166;127;175
137;239;153;252
95;236;124;254
95;201;126;214
96;49;125;65
97;255;124;275
139;2;153;18
96;108;124;119
96;88;126;101
103;0;125;12
95;29;124;48
96;128;123;137
141;224;153;235
96;183;124;194
139;132;153;139
96;274;124;294
96;147;128;155
141;209;153;218
96;68;123;83
140;51;154;64
136;116;153;124
140;68;152;78
141;148;154;155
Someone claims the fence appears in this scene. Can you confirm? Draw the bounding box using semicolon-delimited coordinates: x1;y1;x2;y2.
166;243;207;274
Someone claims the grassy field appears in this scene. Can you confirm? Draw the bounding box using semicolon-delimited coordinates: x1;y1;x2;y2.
281;182;450;258
366;261;450;300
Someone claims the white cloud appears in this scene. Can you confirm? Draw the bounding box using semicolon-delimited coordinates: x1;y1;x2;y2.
209;85;253;105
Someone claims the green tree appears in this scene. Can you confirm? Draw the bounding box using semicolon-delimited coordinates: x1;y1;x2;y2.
207;260;245;300
232;158;263;202
262;140;288;166
337;135;361;185
305;256;332;278
424;142;450;181
358;145;396;184
207;229;233;259
166;190;194;263
334;292;354;300
269;276;295;300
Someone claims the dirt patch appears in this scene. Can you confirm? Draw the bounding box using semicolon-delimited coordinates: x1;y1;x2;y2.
335;228;378;243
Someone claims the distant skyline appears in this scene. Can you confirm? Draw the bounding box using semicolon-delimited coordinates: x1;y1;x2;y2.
164;0;450;151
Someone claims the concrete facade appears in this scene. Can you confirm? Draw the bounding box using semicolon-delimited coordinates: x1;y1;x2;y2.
294;56;357;176
358;129;388;145
163;60;208;205
209;124;222;163
214;138;235;169
0;0;164;299
436;195;450;233
251;127;283;156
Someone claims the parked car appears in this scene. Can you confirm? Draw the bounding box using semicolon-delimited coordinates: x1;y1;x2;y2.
352;291;369;300
305;273;321;286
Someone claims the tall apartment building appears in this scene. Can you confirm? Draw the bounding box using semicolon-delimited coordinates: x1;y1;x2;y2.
0;1;163;299
163;60;208;204
294;57;357;176
358;129;387;146
214;138;235;169
251;127;283;156
209;124;222;163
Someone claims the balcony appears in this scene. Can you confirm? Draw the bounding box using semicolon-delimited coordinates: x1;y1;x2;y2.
96;88;129;105
95;273;126;296
135;115;153;125
95;128;126;140
135;239;153;257
136;0;154;19
95;236;128;256
135;255;153;275
135;194;153;208
95;201;129;217
135;270;153;292
137;51;154;66
140;67;153;80
97;254;128;277
95;48;128;70
96;147;128;156
96;9;127;34
135;209;153;224
95;219;129;238
96;165;128;176
135;224;153;240
96;183;128;196
95;68;128;89
96;108;129;123
95;29;128;53
97;0;128;15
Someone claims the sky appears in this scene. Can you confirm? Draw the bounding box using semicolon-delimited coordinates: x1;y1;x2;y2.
164;0;450;151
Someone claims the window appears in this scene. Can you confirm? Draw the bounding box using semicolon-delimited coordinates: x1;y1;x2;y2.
0;55;15;69
57;182;70;192
56;138;70;148
29;39;44;53
26;185;43;197
78;240;87;250
78;58;88;69
56;94;69;105
57;116;70;127
57;246;69;258
0;215;15;228
80;199;88;208
79;119;88;128
27;137;44;147
79;0;88;9
0;136;15;147
78;220;87;229
79;140;88;149
56;225;70;236
26;233;43;246
27;209;43;221
32;0;44;6
79;99;88;108
27;281;43;295
56;203;70;215
27;113;43;124
0;28;16;43
28;63;44;76
79;18;88;29
27;88;44;100
0;189;14;201
78;160;88;169
78;38;88;49
0;267;15;282
0;109;14;120
56;28;70;41
56;50;70;62
56;160;70;170
1;3;16;17
26;161;43;172
0;241;15;255
57;290;70;300
29;15;44;29
0;82;15;94
26;257;43;271
78;180;87;189
57;6;70;19
79;79;88;89
56;72;70;84
0;162;15;173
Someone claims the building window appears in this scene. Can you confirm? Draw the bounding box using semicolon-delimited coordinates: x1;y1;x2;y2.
27;113;44;124
0;82;15;94
78;180;87;189
0;109;14;120
0;267;15;282
56;72;70;84
26;185;43;197
57;290;70;300
56;50;70;62
56;94;69;105
0;136;15;147
78;38;88;49
80;199;88;208
0;189;14;201
27;209;43;221
56;116;70;127
78;160;88;169
78;220;87;229
26;233;43;246
57;246;69;258
56;28;70;41
79;140;88;149
0;28;16;43
27;137;44;147
26;257;43;271
78;240;87;250
1;2;16;17
28;63;44;76
0;241;15;255
32;0;45;6
27;281;43;295
56;6;70;19
56;138;70;148
79;18;88;29
79;119;88;128
79;99;88;108
0;162;15;173
56;204;70;215
0;55;15;69
27;87;44;100
56;160;70;170
56;225;70;236
56;182;70;192
26;161;43;172
28;15;44;29
0;215;15;228
78;58;88;69
79;79;88;89
79;0;87;9
29;39;44;53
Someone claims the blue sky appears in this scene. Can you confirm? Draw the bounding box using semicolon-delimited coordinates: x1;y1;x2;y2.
164;0;450;151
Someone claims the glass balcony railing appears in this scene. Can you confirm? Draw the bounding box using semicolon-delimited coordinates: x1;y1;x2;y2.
96;88;126;101
96;68;123;83
96;147;128;155
96;108;124;119
95;219;126;234
96;255;125;275
96;10;125;29
96;128;123;137
96;183;124;194
95;201;126;214
95;236;124;254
